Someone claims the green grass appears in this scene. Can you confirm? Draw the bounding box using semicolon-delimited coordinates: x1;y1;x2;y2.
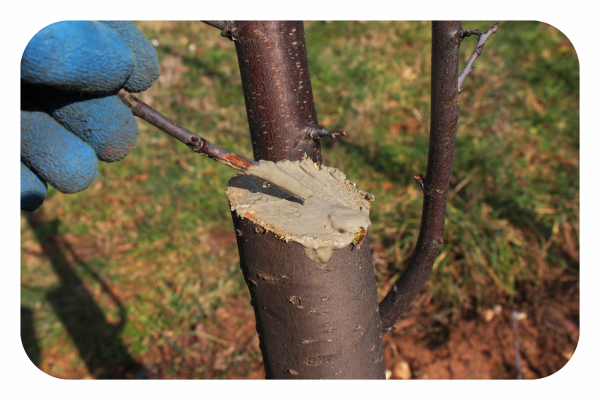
20;21;579;378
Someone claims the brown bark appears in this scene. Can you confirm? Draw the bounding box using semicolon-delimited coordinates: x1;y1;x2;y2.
116;90;258;172
225;21;385;379
232;205;384;379
229;21;322;164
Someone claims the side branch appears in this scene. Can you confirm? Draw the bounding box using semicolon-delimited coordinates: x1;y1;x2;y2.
202;21;239;41
378;21;463;333
458;22;499;94
116;89;258;172
306;127;347;140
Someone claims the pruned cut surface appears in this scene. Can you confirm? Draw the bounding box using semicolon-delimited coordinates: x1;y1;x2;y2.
227;159;374;264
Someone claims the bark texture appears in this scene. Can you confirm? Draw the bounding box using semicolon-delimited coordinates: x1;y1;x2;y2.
378;21;463;332
226;21;385;379
232;207;384;379
230;21;322;164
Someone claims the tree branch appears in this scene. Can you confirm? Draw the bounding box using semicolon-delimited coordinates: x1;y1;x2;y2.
458;22;499;94
116;89;258;172
378;21;498;332
378;21;464;333
306;127;347;140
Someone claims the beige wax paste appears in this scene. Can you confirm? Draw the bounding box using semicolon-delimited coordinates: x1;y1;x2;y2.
227;159;374;264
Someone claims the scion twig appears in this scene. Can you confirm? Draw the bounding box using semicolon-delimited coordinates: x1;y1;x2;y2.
116;89;258;172
458;22;499;94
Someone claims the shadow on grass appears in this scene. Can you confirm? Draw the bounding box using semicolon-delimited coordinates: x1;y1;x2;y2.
484;192;579;272
24;211;144;379
326;136;429;189
21;306;40;367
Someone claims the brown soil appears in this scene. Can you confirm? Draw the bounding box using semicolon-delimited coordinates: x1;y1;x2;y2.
29;277;579;380
382;288;579;379
130;281;579;380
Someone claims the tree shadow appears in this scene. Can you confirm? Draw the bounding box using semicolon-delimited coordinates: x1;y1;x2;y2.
324;136;430;189
24;211;144;379
21;306;41;367
483;192;579;271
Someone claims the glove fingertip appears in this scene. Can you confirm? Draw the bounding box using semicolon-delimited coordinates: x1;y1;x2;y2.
21;163;47;212
101;21;160;92
30;88;140;163
22;105;100;194
22;21;135;93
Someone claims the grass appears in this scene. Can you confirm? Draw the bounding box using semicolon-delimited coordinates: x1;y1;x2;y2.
20;21;579;378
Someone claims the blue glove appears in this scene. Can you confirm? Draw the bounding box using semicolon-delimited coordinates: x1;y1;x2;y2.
21;21;159;211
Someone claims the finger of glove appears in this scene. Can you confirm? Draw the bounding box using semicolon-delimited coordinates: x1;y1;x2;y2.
24;84;139;163
22;97;99;194
21;21;135;93
101;21;160;93
21;162;47;212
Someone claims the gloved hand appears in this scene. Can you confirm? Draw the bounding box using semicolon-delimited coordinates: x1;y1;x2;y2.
21;21;159;211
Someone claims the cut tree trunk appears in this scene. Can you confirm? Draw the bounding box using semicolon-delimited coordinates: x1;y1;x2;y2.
226;21;386;379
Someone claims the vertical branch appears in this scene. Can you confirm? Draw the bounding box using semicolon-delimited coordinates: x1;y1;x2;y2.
379;21;464;332
227;21;323;164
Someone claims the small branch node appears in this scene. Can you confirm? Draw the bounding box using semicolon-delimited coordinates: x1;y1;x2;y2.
202;21;238;41
413;175;426;193
462;28;482;38
186;135;203;152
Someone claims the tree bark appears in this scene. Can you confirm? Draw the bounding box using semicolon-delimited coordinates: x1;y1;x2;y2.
232;208;384;379
229;21;322;164
226;21;385;379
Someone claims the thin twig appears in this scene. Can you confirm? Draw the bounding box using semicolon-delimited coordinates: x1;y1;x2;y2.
306;127;347;140
116;89;258;172
510;305;524;379
202;21;237;41
458;22;499;94
461;28;482;38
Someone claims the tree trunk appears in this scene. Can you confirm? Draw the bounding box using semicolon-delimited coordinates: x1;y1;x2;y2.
227;21;386;379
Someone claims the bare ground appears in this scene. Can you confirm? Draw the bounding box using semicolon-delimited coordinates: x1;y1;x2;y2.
37;284;576;380
24;220;579;380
